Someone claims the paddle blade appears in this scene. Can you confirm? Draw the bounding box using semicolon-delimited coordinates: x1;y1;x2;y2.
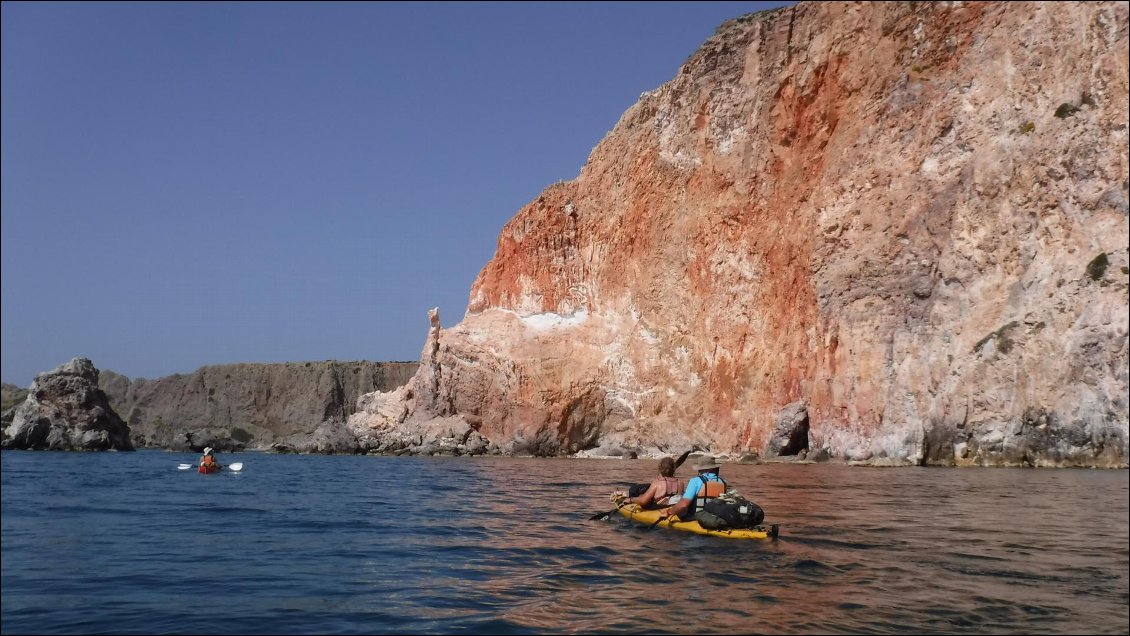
228;462;243;472
177;464;192;470
674;449;693;469
589;508;617;521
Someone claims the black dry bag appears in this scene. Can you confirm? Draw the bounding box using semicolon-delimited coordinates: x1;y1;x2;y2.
697;492;765;529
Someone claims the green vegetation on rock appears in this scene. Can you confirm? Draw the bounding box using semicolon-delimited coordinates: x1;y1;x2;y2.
1;383;29;413
1054;103;1080;118
1087;252;1109;281
974;321;1020;355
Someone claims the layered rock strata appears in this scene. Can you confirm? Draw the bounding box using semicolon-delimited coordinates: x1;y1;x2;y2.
100;361;417;453
351;1;1129;467
2;358;133;451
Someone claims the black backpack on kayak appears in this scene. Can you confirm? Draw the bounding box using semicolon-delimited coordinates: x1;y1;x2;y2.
696;492;765;530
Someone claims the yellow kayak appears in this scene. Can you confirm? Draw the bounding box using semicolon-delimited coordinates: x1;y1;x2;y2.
615;502;779;540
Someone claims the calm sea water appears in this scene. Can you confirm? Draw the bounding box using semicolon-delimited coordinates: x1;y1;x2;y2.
1;451;1127;635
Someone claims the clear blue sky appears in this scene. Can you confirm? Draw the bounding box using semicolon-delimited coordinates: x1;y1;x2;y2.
2;1;792;387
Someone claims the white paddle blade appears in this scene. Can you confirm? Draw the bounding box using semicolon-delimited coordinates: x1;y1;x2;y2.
178;464;192;470
228;462;243;472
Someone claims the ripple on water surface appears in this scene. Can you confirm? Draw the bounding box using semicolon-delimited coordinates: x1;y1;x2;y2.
1;453;1127;634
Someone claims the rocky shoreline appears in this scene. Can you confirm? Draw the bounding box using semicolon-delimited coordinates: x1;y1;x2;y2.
5;357;1123;467
3;358;417;454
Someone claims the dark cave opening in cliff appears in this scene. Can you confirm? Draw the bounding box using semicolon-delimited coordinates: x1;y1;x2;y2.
778;415;810;456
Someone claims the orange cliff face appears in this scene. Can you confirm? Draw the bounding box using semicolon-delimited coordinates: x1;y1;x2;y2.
350;1;1130;467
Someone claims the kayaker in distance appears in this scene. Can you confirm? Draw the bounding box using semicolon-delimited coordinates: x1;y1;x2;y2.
611;456;683;509
660;455;726;522
199;447;219;472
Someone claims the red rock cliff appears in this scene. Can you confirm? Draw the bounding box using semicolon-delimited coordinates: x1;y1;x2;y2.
351;1;1129;467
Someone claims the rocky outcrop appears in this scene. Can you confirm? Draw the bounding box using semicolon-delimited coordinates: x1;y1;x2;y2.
350;310;499;456
767;400;810;458
101;361;417;453
2;358;133;451
351;1;1129;467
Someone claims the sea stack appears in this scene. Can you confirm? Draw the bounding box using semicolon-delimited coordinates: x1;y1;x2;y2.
2;358;134;451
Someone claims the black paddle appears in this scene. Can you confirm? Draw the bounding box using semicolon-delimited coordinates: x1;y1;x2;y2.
588;449;693;521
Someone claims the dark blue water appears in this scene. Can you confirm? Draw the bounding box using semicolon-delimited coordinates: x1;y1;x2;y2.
2;451;1127;635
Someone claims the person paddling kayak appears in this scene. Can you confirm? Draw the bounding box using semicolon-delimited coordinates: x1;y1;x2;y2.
611;456;683;510
659;455;726;521
199;447;220;473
